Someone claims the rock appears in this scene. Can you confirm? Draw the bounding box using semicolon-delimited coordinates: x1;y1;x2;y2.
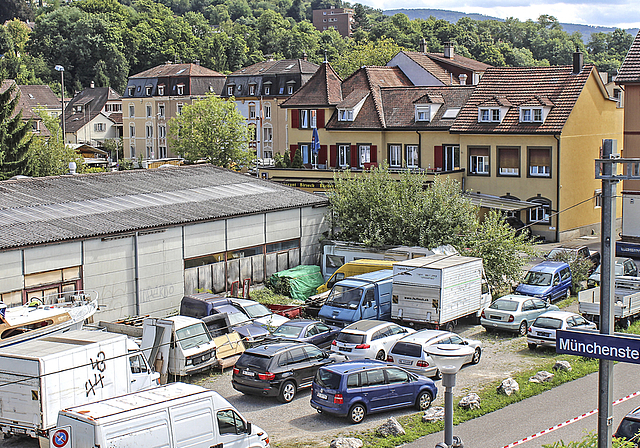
529;371;554;383
376;417;405;437
497;378;520;396
458;393;481;410
553;360;572;372
422;406;445;422
330;438;363;448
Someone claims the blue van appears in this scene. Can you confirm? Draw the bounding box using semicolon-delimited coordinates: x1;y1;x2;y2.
318;270;393;327
515;261;572;303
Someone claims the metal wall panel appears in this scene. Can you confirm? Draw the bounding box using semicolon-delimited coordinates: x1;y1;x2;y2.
0;250;23;293
265;209;300;243
252;255;264;284
227;259;240;290
183;221;226;259
240;257;252;285
289;248;300;268
184;268;198;296
277;252;288;271
198;264;213;293
301;206;328;265
212;262;226;293
266;253;278;279
23;242;82;275
227;215;265;250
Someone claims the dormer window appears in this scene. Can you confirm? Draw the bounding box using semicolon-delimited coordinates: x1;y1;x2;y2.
416;106;430;122
227;85;234;96
145;85;152;96
158;85;165;96
127;86;135;96
520;107;543;123
479;108;501;123
177;84;184;95
264;85;270;95
249;84;256;95
338;109;354;121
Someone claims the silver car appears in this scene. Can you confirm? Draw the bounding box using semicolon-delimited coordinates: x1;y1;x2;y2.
481;294;559;336
527;310;597;350
386;329;481;379
587;257;637;288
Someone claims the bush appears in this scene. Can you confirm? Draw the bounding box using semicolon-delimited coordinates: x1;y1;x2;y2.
543;431;636;447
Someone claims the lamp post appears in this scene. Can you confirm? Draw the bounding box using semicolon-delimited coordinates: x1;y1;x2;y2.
425;344;474;448
54;65;65;144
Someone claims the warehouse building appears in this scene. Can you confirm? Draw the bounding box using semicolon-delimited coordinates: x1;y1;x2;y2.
0;165;328;321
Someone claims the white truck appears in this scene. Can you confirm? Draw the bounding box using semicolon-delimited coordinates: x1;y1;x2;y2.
0;329;159;441
578;276;640;329
391;254;492;331
50;382;270;448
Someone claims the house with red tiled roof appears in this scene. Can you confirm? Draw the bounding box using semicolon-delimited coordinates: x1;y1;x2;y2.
1;80;62;138
221;58;319;161
64;85;122;147
122;62;226;160
451;54;623;241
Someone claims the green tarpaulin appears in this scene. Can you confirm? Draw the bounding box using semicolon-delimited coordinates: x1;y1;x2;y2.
269;265;324;301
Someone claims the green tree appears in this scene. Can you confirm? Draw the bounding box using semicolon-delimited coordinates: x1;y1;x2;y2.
167;93;251;167
0;80;33;180
332;38;404;79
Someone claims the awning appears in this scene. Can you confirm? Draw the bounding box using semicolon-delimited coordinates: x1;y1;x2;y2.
464;192;539;211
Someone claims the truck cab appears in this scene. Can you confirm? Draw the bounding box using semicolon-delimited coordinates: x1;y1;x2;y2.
318;270;393;327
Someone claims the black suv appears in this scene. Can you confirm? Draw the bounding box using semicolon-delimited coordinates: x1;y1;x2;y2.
615;405;640;445
232;342;343;403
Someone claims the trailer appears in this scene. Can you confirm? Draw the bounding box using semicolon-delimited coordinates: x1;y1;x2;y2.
578;276;640;329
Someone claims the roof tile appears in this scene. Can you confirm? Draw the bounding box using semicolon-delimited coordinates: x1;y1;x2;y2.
616;31;640;84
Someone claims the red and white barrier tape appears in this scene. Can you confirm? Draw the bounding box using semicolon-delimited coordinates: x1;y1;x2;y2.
502;390;640;448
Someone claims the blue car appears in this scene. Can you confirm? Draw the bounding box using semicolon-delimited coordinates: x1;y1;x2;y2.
515;261;572;303
310;360;437;423
267;320;340;349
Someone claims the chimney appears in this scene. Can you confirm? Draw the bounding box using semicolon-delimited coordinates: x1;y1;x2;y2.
444;42;455;59
573;51;583;74
193;59;200;65
459;73;467;85
90;81;95;88
68;161;77;175
302;52;308;61
419;38;427;54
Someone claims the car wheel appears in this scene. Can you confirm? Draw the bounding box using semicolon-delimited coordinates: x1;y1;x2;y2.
471;347;481;364
518;321;528;336
277;381;296;403
619;318;630;330
484;326;494;333
444;322;454;333
528;343;536;350
431;369;442;380
349;403;366;424
415;390;433;410
375;350;385;361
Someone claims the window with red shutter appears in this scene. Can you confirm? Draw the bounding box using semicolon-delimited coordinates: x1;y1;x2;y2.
370;145;377;163
330;145;337;167
290;145;298;163
319;145;327;166
291;110;299;128
317;109;325;128
350;145;358;167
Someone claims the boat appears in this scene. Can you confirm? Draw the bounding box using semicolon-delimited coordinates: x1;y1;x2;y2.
0;291;99;348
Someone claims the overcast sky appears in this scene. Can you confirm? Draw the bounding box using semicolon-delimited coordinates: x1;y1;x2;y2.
367;0;640;29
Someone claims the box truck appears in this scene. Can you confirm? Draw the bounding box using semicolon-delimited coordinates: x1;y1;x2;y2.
391;255;492;330
50;382;270;448
0;329;159;441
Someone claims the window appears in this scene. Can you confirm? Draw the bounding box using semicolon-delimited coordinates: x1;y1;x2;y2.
299;110;317;129
227;86;234;96
158;104;165;118
263;126;272;142
177;103;183;115
528;147;551;177
146;105;152;118
498;147;519;176
146;125;153;138
469;147;489;175
415;106;430;122
528;197;551;224
249;104;256;119
158;125;166;138
129;104;135;118
338;144;349;167
93;123;104;132
287;85;294;95
249;84;256;95
130;145;135;158
145;86;152;96
129;354;147;374
31;121;39;132
159;146;167;158
521;107;543;123
338;110;353;121
147;146;154;158
300;143;311;164
129;124;135;137
264;104;271;119
217;410;246;435
479;108;501;123
158;85;164;96
127;86;135;96
595;189;602;208
443;145;460;171
389;144;401;167
177;84;184;95
264;85;270;95
405;145;418;168
263;150;273;159
359;145;370;167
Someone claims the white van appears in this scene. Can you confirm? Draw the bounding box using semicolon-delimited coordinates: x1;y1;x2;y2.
50;383;270;448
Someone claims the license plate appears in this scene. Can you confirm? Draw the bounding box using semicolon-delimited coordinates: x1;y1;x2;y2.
490;315;501;320
399;359;412;365
243;370;254;377
340;347;352;352
317;392;328;400
537;332;550;337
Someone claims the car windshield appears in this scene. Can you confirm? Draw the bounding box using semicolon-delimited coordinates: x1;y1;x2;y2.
272;324;303;338
489;299;519;312
616;417;640;441
326;286;363;309
227;310;250;325
175;323;211;350
533;317;563;329
391;341;422;357
315;368;342;390
523;271;552;286
336;332;365;344
243;303;271;318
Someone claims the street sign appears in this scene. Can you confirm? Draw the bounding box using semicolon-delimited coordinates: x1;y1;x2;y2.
556;329;640;364
50;426;72;448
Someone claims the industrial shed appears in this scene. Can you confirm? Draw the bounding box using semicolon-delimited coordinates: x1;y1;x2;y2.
0;165;329;321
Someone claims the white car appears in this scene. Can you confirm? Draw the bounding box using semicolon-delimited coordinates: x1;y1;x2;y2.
387;329;482;379
527;310;597;350
330;320;414;361
230;298;289;329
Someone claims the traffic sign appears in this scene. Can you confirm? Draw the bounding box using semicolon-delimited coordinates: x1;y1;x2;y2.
50;426;72;448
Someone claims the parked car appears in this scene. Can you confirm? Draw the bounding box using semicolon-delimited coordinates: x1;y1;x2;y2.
546;244;601;274
310;360;437;423
330;320;414;361
614;405;640;445
527;310;597;350
481;295;559;335
386;329;481;379
268;319;340;349
230;297;289;329
515;261;572;303
587;257;638;288
232;341;345;403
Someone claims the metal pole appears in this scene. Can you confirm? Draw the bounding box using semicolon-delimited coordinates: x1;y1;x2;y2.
61;71;65;143
442;372;455;447
598;138;617;448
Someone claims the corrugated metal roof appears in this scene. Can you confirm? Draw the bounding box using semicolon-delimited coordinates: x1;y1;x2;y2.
0;165;328;250
465;192;538;211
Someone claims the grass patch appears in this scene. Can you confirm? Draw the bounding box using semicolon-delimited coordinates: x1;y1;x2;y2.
349;355;599;448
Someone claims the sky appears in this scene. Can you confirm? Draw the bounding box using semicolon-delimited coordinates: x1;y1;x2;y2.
363;0;640;29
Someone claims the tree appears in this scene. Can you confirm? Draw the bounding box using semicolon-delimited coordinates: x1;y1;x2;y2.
167;93;251;167
331;38;405;79
0;80;33;180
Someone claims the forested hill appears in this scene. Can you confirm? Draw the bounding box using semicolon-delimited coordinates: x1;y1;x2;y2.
384;8;639;43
